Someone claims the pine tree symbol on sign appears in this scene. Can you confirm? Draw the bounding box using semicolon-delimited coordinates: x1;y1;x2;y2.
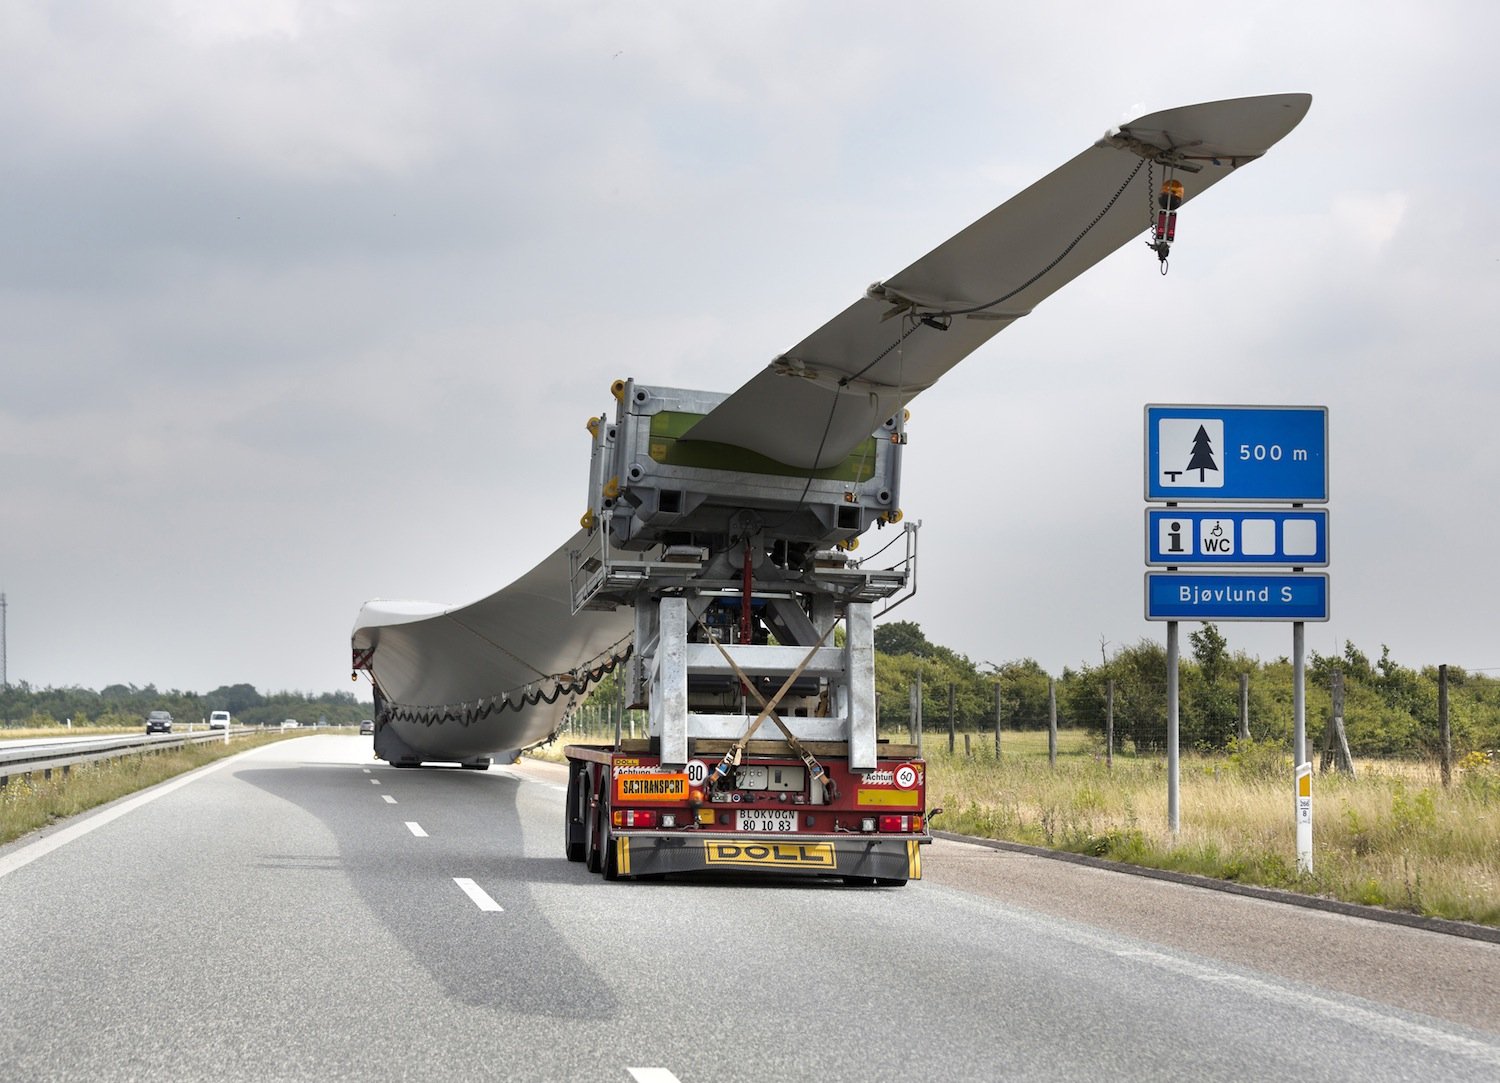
1186;425;1218;482
1157;418;1224;489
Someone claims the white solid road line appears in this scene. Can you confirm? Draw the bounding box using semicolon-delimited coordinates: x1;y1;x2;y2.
381;794;397;804
404;822;427;837
452;877;503;912
627;1069;682;1083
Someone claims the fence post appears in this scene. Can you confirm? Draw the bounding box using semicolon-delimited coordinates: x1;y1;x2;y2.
1320;670;1355;776
1105;679;1114;769
1439;663;1451;788
614;680;624;747
947;683;956;754
994;680;1002;760
1238;673;1250;741
1048;679;1057;768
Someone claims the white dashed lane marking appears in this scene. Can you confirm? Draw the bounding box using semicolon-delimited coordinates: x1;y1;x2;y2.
453;877;503;912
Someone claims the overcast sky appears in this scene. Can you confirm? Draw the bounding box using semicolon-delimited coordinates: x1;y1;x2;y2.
5;1;1498;697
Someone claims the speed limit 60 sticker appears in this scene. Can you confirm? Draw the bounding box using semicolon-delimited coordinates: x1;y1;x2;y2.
893;763;919;790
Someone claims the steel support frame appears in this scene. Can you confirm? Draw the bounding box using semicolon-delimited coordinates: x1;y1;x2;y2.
641;594;877;769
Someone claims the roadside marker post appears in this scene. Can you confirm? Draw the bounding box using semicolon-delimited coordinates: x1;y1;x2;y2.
1296;761;1313;874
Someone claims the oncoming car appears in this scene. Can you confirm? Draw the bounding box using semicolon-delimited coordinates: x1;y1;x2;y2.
145;710;173;734
281;719;299;730
359;719;374;735
208;711;231;730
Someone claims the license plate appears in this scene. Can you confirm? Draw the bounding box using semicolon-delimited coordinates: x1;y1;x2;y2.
736;809;798;833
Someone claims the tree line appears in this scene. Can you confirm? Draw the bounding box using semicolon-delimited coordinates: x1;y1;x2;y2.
875;620;1500;758
0;681;374;730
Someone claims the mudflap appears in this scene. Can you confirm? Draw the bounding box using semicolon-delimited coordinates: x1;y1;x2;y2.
609;834;926;880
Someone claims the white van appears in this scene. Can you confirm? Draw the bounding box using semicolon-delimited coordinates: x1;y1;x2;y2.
209;711;231;730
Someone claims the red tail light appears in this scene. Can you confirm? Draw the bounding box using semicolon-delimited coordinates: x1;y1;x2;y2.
879;814;911;832
612;809;658;829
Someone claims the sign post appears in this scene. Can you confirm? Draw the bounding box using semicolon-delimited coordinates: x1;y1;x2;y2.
1144;404;1328;857
1166;623;1179;833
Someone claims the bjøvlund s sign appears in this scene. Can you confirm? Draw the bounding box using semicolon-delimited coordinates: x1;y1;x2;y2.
1144;572;1330;622
1145;405;1328;503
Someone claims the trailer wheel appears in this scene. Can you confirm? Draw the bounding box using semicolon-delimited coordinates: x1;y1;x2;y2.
564;762;586;863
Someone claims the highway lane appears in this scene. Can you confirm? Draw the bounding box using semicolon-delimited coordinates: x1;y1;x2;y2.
2;734;1497;1081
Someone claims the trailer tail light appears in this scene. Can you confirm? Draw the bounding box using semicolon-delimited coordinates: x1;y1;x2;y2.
879;814;917;832
660;812;677;828
613;809;658;829
696;808;716;825
861;817;878;833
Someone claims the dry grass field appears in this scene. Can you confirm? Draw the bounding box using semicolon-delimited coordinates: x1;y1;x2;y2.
919;728;1500;927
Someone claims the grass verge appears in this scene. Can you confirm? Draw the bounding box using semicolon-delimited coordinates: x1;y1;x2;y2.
924;729;1500;927
1;732;294;847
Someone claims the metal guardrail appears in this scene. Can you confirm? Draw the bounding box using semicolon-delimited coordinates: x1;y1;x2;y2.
0;729;257;784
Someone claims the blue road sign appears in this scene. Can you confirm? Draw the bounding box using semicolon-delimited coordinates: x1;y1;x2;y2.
1145;405;1328;502
1145;507;1329;567
1145;572;1330;622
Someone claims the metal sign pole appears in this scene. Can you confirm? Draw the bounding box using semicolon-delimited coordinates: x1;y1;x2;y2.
1167;620;1180;833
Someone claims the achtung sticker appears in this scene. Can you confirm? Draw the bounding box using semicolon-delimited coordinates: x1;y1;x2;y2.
614;773;689;803
704;842;836;868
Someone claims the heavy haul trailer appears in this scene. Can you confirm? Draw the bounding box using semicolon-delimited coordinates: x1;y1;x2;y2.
563;380;929;883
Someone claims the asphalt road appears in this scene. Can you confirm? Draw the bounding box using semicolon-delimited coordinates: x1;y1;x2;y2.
2;735;1496;1081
